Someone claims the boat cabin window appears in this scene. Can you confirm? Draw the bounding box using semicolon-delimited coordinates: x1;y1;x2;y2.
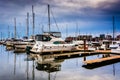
44;32;61;38
53;41;65;44
92;43;101;46
103;41;111;44
35;35;51;41
113;42;116;44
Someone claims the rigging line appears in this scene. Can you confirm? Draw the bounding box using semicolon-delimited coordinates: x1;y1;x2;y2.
51;8;60;32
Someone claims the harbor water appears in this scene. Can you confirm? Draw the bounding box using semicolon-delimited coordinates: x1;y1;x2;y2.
0;45;120;80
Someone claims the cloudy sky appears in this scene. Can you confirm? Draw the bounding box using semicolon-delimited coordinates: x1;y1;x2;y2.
0;0;120;38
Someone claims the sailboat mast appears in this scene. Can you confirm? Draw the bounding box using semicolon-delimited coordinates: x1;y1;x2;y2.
27;12;29;37
1;32;2;40
8;25;10;38
66;24;68;37
76;22;78;40
14;18;16;38
113;16;115;40
32;5;35;35
48;5;50;32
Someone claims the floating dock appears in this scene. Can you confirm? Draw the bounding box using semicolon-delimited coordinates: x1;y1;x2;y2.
29;49;120;69
83;55;120;65
30;50;112;60
82;55;120;69
95;50;111;53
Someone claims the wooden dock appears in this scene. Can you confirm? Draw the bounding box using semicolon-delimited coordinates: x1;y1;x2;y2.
83;55;120;65
33;50;111;59
94;50;111;53
29;49;120;69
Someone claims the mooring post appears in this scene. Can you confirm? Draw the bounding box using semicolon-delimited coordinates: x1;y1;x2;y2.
84;56;86;61
83;37;87;61
84;39;86;51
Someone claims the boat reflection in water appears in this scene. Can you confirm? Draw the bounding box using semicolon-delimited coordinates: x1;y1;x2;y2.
30;53;64;72
36;57;63;72
28;53;64;80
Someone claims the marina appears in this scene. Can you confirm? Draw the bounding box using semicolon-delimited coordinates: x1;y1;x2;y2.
1;17;120;80
1;0;120;80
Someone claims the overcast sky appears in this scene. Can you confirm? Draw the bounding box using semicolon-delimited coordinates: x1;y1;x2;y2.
0;0;120;38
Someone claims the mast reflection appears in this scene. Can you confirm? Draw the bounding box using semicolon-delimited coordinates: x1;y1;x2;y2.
113;64;116;76
26;54;29;80
14;53;16;75
32;60;35;80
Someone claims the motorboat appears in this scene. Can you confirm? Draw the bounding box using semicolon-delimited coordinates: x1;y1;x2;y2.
5;38;23;47
99;40;111;50
109;41;120;49
14;39;35;53
111;47;120;54
30;32;78;54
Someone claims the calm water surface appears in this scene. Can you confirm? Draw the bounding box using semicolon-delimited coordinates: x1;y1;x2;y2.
0;45;120;80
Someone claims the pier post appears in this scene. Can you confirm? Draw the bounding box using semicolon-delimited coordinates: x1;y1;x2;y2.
84;39;86;51
84;57;86;61
83;37;87;61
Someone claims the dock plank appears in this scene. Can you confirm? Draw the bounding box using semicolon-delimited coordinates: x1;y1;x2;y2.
53;50;111;57
41;50;112;59
84;55;120;65
95;50;111;53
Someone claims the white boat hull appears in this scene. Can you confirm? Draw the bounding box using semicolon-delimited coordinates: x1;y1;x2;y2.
111;49;120;54
31;44;77;54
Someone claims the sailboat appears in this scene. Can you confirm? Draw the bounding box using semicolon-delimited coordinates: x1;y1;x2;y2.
109;16;120;53
14;39;35;53
5;18;24;50
14;9;35;53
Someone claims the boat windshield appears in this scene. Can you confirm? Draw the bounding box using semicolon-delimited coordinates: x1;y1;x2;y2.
35;35;51;41
44;32;61;38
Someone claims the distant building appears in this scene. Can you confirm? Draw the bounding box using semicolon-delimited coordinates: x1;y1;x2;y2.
100;34;105;40
65;35;92;42
65;36;76;42
77;35;92;41
106;35;112;40
116;35;120;40
92;37;100;41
